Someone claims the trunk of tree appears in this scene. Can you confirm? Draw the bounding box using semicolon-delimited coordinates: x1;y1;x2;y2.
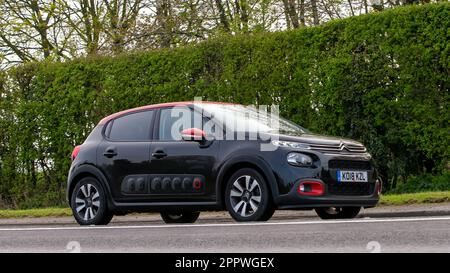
30;0;54;58
239;0;250;32
105;0;123;54
282;0;292;29
348;0;355;16
79;0;102;55
214;0;231;32
299;0;305;27
311;0;320;25
288;0;300;28
282;0;300;29
104;0;142;54
88;0;101;55
156;0;172;48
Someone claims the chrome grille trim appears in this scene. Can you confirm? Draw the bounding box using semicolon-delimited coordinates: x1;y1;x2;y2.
308;142;367;154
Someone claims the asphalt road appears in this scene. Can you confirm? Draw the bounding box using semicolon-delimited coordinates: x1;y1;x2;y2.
0;212;449;253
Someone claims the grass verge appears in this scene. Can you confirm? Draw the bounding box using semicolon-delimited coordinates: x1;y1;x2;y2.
0;191;449;218
0;207;72;218
379;191;450;206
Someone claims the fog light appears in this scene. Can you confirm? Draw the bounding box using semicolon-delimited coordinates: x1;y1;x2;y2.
297;181;324;196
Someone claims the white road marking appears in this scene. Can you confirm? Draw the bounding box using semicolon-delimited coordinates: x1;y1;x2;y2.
0;216;449;232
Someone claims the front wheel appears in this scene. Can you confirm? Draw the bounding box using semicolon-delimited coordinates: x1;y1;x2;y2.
315;207;361;220
225;168;275;222
70;177;113;225
160;211;200;223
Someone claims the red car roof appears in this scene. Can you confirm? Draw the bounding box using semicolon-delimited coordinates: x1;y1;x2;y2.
98;101;238;125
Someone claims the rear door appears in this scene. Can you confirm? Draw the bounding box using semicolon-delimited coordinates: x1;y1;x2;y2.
97;110;155;202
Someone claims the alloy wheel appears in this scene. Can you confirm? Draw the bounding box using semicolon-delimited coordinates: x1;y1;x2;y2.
75;183;101;221
229;175;262;217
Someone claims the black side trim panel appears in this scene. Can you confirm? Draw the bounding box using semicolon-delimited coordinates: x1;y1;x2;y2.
121;174;206;195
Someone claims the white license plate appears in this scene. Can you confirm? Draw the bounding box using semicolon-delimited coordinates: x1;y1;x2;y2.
337;170;368;182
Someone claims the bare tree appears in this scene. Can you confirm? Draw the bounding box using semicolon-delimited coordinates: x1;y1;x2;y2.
60;0;105;56
103;0;145;54
0;0;443;67
0;0;74;65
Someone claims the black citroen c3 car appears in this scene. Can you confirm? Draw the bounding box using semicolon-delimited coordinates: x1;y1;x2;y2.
68;101;381;225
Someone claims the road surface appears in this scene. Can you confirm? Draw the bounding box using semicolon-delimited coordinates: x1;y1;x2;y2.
0;205;449;253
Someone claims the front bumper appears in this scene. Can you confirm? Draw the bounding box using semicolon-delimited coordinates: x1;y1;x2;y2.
274;179;380;209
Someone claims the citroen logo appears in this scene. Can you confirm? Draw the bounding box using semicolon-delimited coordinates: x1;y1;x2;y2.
339;142;349;151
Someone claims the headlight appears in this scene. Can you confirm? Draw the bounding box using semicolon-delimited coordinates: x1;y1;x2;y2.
287;152;313;167
271;140;310;149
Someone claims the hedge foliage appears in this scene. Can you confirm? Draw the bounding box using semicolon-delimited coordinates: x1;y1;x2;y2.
0;4;449;208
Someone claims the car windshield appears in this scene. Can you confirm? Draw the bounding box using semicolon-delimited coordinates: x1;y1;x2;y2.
198;104;308;134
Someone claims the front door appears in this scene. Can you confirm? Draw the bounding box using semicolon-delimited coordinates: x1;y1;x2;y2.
148;106;219;201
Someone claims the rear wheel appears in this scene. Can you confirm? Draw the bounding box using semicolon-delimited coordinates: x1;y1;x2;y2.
315;207;361;220
70;177;113;225
160;211;200;223
225;168;275;222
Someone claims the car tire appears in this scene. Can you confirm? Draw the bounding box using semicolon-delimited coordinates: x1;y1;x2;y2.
160;211;200;223
315;207;361;220
225;168;275;222
70;177;113;225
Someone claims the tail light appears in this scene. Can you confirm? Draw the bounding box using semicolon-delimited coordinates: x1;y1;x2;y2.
297;181;324;196
71;145;81;161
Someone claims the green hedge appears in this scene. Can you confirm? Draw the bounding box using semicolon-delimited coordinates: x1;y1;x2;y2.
0;3;449;208
388;171;450;194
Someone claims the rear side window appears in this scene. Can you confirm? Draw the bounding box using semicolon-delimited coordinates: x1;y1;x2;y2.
108;111;154;141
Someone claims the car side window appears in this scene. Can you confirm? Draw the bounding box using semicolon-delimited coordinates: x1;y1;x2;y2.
159;107;215;141
108;110;154;141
